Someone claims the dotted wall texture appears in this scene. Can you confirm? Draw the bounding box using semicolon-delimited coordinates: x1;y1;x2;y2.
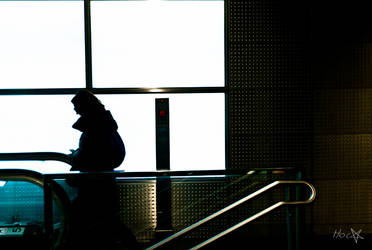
169;174;290;243
228;0;372;237
227;0;312;170
117;180;157;243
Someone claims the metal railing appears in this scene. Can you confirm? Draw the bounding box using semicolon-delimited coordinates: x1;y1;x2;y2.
147;180;316;250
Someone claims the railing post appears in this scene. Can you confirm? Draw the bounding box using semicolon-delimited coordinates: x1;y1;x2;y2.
295;170;302;250
285;186;292;250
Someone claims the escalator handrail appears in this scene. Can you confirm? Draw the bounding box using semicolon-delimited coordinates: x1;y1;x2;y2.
0;168;45;184
0;152;302;177
0;168;71;250
147;180;316;250
0;152;71;165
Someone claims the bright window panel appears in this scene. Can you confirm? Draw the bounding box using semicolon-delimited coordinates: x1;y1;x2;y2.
91;0;225;88
99;93;225;171
0;94;225;173
0;95;80;173
0;1;85;88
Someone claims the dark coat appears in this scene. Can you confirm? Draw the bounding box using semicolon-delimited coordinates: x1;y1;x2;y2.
70;110;125;172
66;110;140;250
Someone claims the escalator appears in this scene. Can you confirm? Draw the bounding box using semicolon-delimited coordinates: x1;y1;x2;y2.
0;169;70;250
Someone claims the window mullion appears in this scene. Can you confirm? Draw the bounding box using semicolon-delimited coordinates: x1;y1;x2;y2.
84;0;93;89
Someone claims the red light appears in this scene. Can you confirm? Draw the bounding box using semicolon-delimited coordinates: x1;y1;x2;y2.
159;110;166;116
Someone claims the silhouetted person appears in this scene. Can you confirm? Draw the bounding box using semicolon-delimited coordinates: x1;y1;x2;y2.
69;90;125;172
66;90;140;250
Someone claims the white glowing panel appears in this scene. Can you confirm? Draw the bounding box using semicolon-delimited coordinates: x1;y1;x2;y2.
0;95;79;173
0;2;85;88
99;95;157;172
0;94;225;173
99;93;225;171
169;94;225;171
91;1;224;87
0;96;79;153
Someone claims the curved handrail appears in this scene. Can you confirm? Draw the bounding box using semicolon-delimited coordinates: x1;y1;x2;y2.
147;180;316;250
0;152;72;165
0;169;70;250
0;168;45;186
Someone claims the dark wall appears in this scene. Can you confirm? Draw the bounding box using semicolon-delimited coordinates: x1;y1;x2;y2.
227;0;372;238
309;2;372;237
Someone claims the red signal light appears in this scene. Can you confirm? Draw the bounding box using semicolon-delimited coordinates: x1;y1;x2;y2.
159;110;166;116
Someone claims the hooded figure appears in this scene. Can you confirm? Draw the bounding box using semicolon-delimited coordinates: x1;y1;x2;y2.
70;90;125;172
66;91;140;250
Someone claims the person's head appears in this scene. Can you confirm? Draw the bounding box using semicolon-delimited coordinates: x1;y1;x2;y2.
71;90;105;115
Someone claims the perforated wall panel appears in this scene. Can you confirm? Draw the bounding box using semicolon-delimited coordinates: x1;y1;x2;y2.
229;44;308;89
171;179;228;239
313;135;372;180
117;180;156;243
228;0;306;43
313;89;372;134
309;180;372;234
227;0;311;171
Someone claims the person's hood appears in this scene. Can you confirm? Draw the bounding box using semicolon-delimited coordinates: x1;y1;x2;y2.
72;110;118;132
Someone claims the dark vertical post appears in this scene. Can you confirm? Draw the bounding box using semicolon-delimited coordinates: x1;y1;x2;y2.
155;98;172;235
155;98;170;170
43;176;54;249
84;0;93;89
224;0;230;171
